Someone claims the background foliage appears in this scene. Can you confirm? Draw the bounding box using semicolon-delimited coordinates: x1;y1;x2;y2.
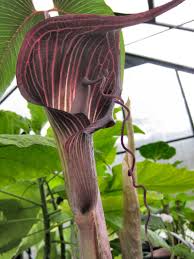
0;106;194;258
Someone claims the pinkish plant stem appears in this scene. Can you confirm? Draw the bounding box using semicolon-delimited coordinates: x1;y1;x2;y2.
48;118;112;259
75;191;112;259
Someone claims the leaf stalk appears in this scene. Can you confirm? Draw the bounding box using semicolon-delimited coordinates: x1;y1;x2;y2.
45;181;66;259
38;178;51;259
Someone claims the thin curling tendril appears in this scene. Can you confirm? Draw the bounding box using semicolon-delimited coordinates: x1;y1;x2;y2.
99;75;153;257
83;74;153;255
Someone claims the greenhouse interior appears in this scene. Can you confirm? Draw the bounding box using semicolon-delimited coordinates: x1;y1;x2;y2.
0;0;194;258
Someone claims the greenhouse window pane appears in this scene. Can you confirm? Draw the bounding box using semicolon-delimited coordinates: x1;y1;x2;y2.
169;138;194;169
154;0;193;26
179;71;194;123
182;21;194;30
125;28;194;69
122;23;167;46
122;64;193;147
0;89;30;118
104;0;148;13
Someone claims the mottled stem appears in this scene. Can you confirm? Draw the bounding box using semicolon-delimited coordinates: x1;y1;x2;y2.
119;99;143;259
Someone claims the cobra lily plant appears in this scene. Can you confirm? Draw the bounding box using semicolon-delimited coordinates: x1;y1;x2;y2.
16;0;185;258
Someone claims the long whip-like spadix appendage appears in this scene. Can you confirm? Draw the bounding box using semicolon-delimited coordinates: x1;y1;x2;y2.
16;1;185;258
91;75;151;237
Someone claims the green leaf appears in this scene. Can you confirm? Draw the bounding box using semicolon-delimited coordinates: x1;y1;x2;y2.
16;201;72;256
0;134;57;147
173;160;183;167
15;221;43;256
0;134;61;185
0;0;44;97
58;200;72;216
50;210;72;225
174;193;194;202
141;226;169;249
139;191;164;205
0;247;17;259
182;207;194;222
139;141;176;161
148;215;165;231
53;0;113;15
119;33;125;81
102;191;163;215
104;164;122;193
137;160;194;193
133;125;145;134
113;107;122;120
172;244;194;259
51;184;67;198
0;181;40;253
36;247;44;259
28;103;47;134
46;127;54;137
110;238;121;257
94;123;119;174
105;211;123;230
102;195;123;213
0;110;30;134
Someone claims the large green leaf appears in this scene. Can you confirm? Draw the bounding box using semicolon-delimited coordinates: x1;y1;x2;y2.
0;134;56;147
0;135;61;185
94;125;118;172
137;160;194;193
0;247;17;259
0;181;40;253
28;103;47;134
53;0;113;15
102;191;163;217
0;0;44;97
172;244;194;259
16;201;72;255
0;110;30;134
141;226;169;249
15;221;43;256
139;141;176;161
94;121;123;176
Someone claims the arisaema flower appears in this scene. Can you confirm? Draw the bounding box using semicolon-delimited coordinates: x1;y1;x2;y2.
16;0;184;222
